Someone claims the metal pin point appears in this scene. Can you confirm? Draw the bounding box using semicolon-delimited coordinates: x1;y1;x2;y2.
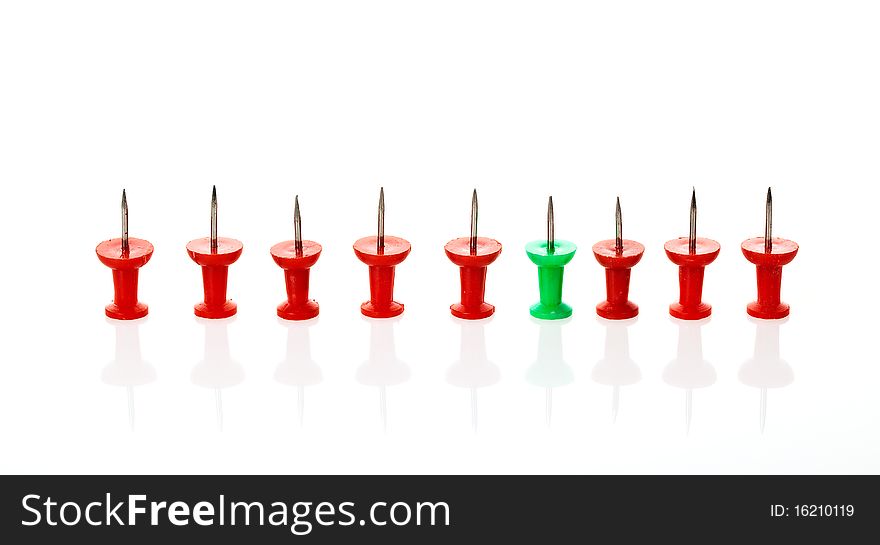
210;185;218;253
689;188;697;254
294;195;303;256
121;189;129;255
764;187;773;252
378;187;385;252
614;197;623;253
470;189;478;254
547;196;555;254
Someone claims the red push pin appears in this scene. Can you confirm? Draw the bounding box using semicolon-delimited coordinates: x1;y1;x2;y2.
353;188;411;318
186;186;243;319
592;197;644;320
742;188;799;319
270;196;321;320
664;189;721;320
96;190;154;320
445;189;502;319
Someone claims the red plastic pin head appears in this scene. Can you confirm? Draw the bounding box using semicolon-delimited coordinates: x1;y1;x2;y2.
741;188;799;320
353;188;411;318
592;197;644;320
271;196;321;321
445;189;502;320
186;186;243;319
664;189;721;320
96;190;153;320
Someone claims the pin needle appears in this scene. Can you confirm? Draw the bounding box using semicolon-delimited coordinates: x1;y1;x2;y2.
121;189;129;256
764;187;773;252
378;187;385;253
294;195;303;256
210;185;218;254
470;189;478;255
615;197;623;253
547;196;555;254
689;188;697;254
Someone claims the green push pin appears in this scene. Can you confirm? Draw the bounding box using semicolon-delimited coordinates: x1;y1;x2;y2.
525;196;577;320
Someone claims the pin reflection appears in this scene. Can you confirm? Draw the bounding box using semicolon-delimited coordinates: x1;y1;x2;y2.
274;318;322;427
739;317;793;433
526;318;573;427
102;318;156;431
356;317;410;431
663;318;716;434
191;318;243;431
592;318;641;423
447;319;500;431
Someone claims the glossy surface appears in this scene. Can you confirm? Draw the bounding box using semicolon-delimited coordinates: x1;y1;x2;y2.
592;240;645;320
353;236;411;318
665;237;721;320
186;237;244;319
741;237;799;319
445;237;503;319
525;240;577;320
96;238;154;320
271;240;322;320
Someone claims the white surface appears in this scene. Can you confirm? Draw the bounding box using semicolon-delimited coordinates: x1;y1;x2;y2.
0;1;877;475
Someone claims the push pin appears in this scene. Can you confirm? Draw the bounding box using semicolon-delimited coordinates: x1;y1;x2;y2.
664;189;721;320
186;186;243;319
271;196;321;320
525;196;577;320
445;190;503;319
592;197;644;320
96;190;154;320
353;188;411;318
741;188;799;319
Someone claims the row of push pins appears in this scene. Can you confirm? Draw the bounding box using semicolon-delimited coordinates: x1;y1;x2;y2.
96;188;798;322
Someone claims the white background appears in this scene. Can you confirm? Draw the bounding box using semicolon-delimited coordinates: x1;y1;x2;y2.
1;1;877;474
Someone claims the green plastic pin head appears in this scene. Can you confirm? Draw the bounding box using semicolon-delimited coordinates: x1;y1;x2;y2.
525;196;576;320
526;240;577;319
